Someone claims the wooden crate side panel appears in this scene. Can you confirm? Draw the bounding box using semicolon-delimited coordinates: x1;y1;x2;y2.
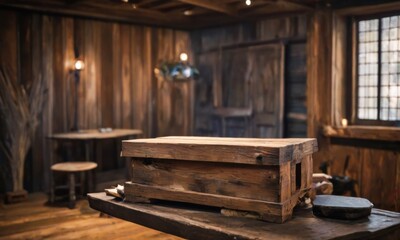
280;155;313;202
301;155;313;190
123;142;281;165
131;159;280;202
124;182;287;223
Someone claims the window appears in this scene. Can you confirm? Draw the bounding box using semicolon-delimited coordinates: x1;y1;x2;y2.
355;14;400;125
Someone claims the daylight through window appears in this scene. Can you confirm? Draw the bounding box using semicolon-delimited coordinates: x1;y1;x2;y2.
357;15;400;122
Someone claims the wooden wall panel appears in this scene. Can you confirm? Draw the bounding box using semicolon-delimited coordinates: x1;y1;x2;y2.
257;15;307;40
327;145;362;196
100;22;114;128
120;24;132;129
155;29;194;137
0;10;17;71
41;15;55;191
285;43;307;137
52;16;67;132
360;149;398;211
192;15;307;138
142;27;154;136
307;10;400;211
0;9;191;192
307;10;333;172
111;23;122;128
0;10;18;192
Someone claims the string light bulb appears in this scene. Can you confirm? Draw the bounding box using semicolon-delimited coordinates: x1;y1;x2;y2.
245;0;251;6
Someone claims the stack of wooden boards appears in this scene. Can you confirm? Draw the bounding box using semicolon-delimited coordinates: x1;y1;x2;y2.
121;136;318;223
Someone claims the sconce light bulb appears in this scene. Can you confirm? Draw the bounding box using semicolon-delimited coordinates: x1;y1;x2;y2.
245;0;251;6
341;118;348;127
180;52;188;62
74;60;84;70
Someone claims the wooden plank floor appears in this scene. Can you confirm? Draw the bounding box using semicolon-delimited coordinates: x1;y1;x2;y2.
0;193;182;240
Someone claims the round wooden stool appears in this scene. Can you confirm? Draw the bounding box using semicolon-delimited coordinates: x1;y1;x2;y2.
50;162;97;208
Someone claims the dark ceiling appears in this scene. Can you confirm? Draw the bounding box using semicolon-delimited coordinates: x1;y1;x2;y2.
0;0;392;29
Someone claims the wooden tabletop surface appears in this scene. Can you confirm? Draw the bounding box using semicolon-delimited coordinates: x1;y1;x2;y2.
88;192;400;240
48;129;143;140
51;162;98;172
122;136;318;165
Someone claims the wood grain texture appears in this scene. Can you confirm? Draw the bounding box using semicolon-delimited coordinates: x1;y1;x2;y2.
155;29;194;137
308;8;400;212
124;182;305;223
0;9;191;193
122;136;317;165
125;136;314;222
0;193;180;240
48;129;142;140
192;16;307;138
131;158;280;202
306;9;334;173
323;126;400;142
360;149;398;211
89;192;400;240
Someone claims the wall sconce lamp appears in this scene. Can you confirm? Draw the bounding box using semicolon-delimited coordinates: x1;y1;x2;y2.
71;58;84;131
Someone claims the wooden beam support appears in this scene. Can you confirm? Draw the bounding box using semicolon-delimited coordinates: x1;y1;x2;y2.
0;0;190;29
176;0;237;16
261;0;314;11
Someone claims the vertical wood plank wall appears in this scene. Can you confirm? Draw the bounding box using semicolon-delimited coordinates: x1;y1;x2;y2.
191;15;308;137
307;10;400;211
0;9;191;192
0;7;398;213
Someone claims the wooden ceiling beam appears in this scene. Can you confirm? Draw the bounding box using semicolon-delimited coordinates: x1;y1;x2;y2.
261;0;314;11
0;0;191;29
176;0;237;16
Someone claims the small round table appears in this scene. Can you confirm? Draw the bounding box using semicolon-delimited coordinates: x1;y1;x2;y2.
51;162;97;208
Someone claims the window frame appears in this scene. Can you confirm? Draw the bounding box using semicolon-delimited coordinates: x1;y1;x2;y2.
350;11;400;127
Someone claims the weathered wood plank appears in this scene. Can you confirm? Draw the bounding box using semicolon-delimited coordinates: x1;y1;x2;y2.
120;24;132;129
360;149;398;211
111;23;122;128
62;17;75;131
124;182;289;222
131;158;280;202
41;15;54;192
89;192;400;240
0;9;192;194
131;25;144;130
307;9;333;173
323;126;400;142
0;193;179;240
122;137;317;165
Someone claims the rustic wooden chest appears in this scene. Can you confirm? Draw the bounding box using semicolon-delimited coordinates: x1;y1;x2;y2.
122;136;318;223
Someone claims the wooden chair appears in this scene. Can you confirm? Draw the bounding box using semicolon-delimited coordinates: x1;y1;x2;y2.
50;162;97;208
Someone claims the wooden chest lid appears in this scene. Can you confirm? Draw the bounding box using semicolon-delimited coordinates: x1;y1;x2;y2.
122;136;318;165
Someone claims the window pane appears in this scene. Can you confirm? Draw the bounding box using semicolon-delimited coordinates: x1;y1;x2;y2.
380;16;400;121
357;19;379;120
357;16;400;122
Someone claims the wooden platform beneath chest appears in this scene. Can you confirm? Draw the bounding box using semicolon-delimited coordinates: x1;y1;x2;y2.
122;136;318;223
